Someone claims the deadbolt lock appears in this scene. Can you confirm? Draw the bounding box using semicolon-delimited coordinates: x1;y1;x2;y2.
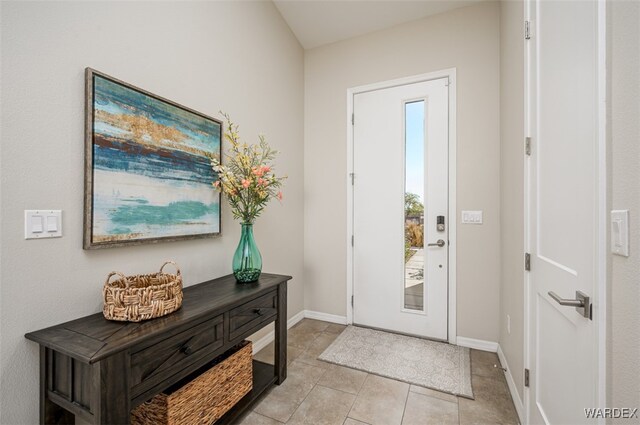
437;215;445;232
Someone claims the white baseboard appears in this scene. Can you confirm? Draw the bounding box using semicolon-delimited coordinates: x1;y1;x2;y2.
304;310;348;325
250;310;348;354
251;310;305;354
456;336;499;352
497;345;525;424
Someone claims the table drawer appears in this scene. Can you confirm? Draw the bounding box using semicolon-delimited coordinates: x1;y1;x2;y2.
228;291;277;341
130;314;224;397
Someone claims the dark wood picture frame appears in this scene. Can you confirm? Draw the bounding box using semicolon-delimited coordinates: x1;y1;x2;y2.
83;68;224;249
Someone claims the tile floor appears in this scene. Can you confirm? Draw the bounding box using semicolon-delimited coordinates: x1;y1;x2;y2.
239;319;519;425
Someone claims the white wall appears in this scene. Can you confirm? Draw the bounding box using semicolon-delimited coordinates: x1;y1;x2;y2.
304;1;502;342
609;0;640;418
499;0;525;403
0;2;304;424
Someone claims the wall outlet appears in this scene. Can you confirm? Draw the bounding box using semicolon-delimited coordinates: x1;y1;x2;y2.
507;314;511;334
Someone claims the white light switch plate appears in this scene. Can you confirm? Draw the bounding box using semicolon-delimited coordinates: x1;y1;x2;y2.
462;210;483;224
611;210;629;257
25;210;62;239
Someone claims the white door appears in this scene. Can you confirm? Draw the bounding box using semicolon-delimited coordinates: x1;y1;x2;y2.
353;78;449;340
526;0;602;423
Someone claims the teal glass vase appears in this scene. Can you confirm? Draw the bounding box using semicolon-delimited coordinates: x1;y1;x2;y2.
233;223;262;283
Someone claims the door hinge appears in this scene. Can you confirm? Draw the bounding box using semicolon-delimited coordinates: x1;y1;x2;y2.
351;235;354;246
525;253;531;271
349;173;355;185
351;295;354;307
525;137;532;156
351;113;354;125
525;21;531;40
524;368;530;387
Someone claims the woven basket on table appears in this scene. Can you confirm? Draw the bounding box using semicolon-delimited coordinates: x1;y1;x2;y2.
102;261;183;322
131;341;253;425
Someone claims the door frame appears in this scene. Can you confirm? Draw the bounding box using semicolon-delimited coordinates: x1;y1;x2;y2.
523;0;608;422
346;69;458;344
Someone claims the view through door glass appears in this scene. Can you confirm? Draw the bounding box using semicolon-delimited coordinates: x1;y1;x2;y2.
404;100;425;311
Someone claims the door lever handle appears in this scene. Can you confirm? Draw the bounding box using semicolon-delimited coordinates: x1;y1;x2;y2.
548;291;591;319
427;239;446;247
548;291;584;307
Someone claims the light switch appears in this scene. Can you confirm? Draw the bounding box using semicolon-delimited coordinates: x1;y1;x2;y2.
31;215;44;233
25;210;62;239
462;210;483;224
47;215;58;232
611;210;629;257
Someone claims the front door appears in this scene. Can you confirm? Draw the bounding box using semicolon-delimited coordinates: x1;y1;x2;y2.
526;0;602;422
352;78;449;340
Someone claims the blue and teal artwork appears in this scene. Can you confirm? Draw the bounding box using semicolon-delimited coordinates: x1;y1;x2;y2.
84;69;221;248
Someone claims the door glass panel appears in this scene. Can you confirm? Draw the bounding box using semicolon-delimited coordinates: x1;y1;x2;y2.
404;100;425;311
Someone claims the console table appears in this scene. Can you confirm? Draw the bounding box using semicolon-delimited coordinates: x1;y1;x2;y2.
25;273;291;425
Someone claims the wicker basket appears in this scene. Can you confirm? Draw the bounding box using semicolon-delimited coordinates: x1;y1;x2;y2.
131;341;253;425
102;261;183;322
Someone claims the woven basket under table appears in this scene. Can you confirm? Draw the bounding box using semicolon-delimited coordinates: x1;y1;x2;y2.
131;341;253;425
102;261;183;322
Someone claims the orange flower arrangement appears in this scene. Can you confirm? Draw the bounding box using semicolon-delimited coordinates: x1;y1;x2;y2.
210;113;286;224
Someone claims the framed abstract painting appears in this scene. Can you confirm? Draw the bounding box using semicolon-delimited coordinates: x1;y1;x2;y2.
83;68;222;249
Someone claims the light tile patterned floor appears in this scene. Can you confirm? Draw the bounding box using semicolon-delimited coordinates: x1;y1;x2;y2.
241;319;520;425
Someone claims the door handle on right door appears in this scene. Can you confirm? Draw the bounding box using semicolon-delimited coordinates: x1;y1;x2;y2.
427;239;446;247
548;291;591;319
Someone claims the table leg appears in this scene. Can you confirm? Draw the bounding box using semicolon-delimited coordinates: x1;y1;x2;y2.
40;347;74;425
274;281;287;384
92;352;130;424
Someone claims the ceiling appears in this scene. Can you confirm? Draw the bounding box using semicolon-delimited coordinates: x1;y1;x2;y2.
273;0;484;50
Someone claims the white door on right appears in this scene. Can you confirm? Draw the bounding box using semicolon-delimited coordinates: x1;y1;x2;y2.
526;0;601;423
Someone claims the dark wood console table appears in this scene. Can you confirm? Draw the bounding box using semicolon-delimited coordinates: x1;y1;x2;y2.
25;273;291;425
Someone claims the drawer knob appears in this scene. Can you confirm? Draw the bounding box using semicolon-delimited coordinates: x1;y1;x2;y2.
181;345;193;355
254;308;264;316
